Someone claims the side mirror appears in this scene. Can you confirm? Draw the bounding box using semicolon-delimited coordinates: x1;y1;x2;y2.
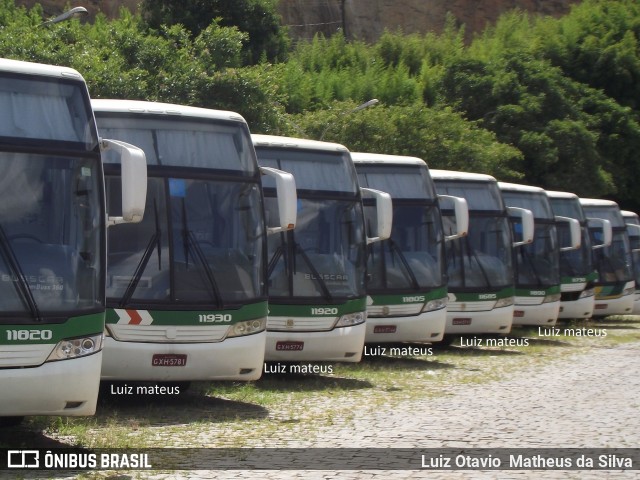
588;218;613;250
555;215;581;252
508;207;534;247
260;166;297;235
101;138;147;227
438;194;469;242
361;187;393;244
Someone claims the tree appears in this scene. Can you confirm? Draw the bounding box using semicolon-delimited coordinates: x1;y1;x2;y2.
287;101;523;180
141;0;289;64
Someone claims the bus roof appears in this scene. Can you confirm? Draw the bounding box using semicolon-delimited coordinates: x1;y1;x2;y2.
429;169;497;183
350;152;427;167
621;210;639;219
579;198;620;208
252;134;349;153
498;182;545;194
546;190;579;200
0;58;84;81
91;99;247;124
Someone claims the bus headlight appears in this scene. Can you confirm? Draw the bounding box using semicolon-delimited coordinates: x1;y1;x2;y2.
422;297;447;312
494;297;514;308
579;288;595;299
227;318;266;338
543;293;562;303
46;334;103;362
335;311;366;328
623;286;635;297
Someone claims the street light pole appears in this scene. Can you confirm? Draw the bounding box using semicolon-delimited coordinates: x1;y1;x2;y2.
40;6;88;27
319;98;379;141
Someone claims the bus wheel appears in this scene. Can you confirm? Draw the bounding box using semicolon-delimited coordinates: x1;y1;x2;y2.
0;416;24;428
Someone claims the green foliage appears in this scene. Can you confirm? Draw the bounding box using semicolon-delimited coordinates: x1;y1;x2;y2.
288;101;523;180
141;0;289;64
0;4;283;128
535;0;640;110
2;0;640;209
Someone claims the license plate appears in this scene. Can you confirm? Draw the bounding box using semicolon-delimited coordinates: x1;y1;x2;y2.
275;341;304;351
514;310;524;317
152;354;187;367
595;304;607;310
374;325;397;333
452;318;471;326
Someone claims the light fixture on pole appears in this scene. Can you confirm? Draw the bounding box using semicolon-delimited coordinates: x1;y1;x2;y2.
40;6;88;27
320;98;379;141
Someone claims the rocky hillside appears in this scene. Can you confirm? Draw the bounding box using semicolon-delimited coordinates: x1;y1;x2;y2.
279;0;583;43
16;0;581;43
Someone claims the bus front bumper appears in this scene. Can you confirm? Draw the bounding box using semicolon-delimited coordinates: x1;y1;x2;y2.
593;293;634;317
365;309;445;343
101;332;266;381
0;352;101;417
265;324;366;363
444;305;513;335
558;296;595;320
512;301;560;327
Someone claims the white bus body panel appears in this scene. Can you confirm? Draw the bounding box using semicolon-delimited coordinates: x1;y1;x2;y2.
365;309;446;343
445;304;513;335
102;332;266;381
593;282;635;316
264;323;365;363
558;296;595;320
0;352;101;417
512;301;560;326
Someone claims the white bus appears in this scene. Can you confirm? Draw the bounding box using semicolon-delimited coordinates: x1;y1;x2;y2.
93;100;296;382
547;191;611;320
253;135;392;362
431;170;533;337
352;153;468;343
0;59;146;426
580;198;635;317
498;183;580;326
621;210;640;315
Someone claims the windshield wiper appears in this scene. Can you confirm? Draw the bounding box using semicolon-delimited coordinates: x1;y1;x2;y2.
465;236;491;288
120;200;161;307
387;239;420;290
267;230;332;301
181;198;223;308
0;223;42;321
519;247;544;286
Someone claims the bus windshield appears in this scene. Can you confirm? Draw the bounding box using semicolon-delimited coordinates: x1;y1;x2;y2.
259;149;365;300
549;197;594;278
0;75;97;151
436;180;513;290
582;206;633;283
97;116;256;175
502;191;559;288
98;115;265;308
0;153;104;321
356;165;445;292
628;228;640;287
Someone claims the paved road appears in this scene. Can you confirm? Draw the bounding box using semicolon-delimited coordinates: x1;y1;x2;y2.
161;341;640;479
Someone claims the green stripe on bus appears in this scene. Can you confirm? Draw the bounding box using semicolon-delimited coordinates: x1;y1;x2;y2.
105;301;268;326
366;286;447;306
267;298;367;317
0;312;104;345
